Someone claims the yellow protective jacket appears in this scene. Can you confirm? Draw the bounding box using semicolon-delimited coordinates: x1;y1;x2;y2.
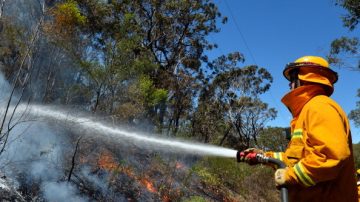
266;85;357;202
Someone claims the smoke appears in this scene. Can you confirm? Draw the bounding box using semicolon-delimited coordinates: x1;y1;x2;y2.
80;166;109;194
0;72;95;201
3;0;44;30
0;73;11;101
42;182;88;202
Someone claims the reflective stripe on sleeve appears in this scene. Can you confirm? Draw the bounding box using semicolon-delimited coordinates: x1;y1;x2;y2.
273;152;283;161
294;162;316;187
292;128;303;139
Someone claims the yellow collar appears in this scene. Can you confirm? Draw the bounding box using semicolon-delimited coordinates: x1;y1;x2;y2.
281;85;327;118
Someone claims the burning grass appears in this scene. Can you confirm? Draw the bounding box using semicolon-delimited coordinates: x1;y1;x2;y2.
15;138;279;202
140;178;157;193
97;151;119;171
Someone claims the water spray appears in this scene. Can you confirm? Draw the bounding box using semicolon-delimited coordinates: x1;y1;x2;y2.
8;104;237;158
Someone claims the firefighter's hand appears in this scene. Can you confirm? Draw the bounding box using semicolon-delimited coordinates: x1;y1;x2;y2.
238;148;264;165
244;148;264;155
274;168;288;187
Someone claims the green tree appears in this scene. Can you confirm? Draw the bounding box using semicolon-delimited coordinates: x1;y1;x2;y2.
256;127;289;151
225;97;277;149
329;0;360;126
192;53;276;149
129;0;225;133
336;0;360;31
43;0;227;133
45;1;161;116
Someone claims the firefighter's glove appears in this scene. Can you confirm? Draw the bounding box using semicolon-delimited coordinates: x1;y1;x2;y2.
244;148;264;154
237;148;264;165
274;168;288;187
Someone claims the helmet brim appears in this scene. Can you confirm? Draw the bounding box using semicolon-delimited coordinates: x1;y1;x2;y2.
283;63;338;84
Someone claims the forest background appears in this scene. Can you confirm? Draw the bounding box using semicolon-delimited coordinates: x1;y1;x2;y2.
0;0;359;201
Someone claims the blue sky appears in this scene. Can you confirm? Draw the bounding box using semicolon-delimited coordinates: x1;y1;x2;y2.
208;1;360;142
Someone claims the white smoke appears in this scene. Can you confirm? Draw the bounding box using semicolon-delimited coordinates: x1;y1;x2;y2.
80;166;109;193
0;72;93;201
0;73;11;103
42;182;88;202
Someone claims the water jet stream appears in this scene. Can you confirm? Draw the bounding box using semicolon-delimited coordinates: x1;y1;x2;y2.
10;104;237;158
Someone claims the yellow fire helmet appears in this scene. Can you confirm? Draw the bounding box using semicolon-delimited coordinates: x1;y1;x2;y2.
357;169;360;175
283;56;338;88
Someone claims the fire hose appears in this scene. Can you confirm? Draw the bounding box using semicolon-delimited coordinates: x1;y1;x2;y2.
236;151;289;202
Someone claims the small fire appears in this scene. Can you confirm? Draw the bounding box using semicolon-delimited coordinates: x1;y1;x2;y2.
141;178;157;193
97;150;158;195
98;151;118;171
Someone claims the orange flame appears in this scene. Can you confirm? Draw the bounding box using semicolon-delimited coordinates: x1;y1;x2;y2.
141;178;157;193
98;151;118;171
97;151;158;195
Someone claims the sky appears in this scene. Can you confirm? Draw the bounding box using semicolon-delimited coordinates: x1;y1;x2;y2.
208;1;360;142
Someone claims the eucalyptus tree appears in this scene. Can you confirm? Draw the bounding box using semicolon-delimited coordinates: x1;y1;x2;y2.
46;0;226;133
329;0;360;126
193;52;276;148
256;127;289;152
44;0;162;118
128;0;225;133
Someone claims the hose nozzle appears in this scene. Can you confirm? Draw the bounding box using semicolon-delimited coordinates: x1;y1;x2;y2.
236;151;244;162
236;151;268;164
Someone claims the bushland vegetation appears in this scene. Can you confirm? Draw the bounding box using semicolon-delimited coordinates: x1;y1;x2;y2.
0;0;358;201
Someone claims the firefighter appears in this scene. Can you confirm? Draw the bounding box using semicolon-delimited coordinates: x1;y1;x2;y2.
241;56;357;201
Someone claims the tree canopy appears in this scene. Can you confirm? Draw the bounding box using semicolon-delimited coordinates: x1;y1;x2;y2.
330;0;360;126
0;0;277;149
